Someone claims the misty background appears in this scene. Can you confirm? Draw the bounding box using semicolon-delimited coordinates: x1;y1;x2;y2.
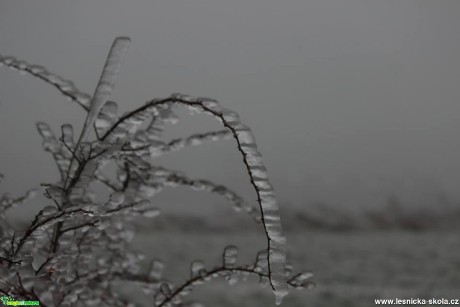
2;1;460;306
1;0;460;221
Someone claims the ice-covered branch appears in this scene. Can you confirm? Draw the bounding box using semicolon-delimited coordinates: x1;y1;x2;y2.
0;189;37;213
153;129;231;156
102;94;289;303
0;54;91;111
155;246;313;307
12;208;94;258
66;37;130;189
1;37;310;307
156;168;259;220
76;37;130;145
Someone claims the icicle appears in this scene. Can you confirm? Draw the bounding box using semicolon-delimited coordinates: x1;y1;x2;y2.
160;282;172;297
76;37;130;144
288;271;315;289
95;100;119;137
61;124;75;147
141;208;161;218
132;199;151;212
285;262;293;277
223;245;238;268
259;275;270;288
149;259;165;280
36;122;61;153
254;250;268;273
190;260;206;279
41;205;58;216
227;272;239;286
144;106;173;141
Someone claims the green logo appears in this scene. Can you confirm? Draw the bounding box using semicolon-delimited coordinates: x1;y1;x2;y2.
0;296;40;306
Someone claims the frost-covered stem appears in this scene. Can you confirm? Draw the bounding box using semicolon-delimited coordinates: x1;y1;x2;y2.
104;200;146;215
0;37;307;306
0;189;37;212
11;208;93;259
0;54;91;111
102;95;288;303
162;171;258;219
47;150;94;255
160;129;231;154
49;221;63;254
121;130;232;156
60;220;99;234
101;97;173;140
75;37;130;145
34;256;52;276
157;266;254;307
64;37;130;189
9;211;42;260
157;266;301;307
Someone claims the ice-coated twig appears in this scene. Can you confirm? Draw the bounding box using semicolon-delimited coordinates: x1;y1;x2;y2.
105;163;259;220
157;129;232;155
0;38;311;307
65;37;130;189
77;37;130;144
0;54;91;110
0;189;37;213
122;129;232;157
156;168;259;220
102;94;289;304
144;105;177;141
154;246;313;307
36;122;74;181
11;208;94;258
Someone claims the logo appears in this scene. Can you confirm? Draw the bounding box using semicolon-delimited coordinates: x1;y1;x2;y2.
0;296;40;306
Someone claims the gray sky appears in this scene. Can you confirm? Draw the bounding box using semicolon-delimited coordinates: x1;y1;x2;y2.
1;0;460;214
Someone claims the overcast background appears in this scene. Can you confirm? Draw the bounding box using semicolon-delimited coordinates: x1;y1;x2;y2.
1;0;460;218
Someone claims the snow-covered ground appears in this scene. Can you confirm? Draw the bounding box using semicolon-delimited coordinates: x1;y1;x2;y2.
128;230;460;306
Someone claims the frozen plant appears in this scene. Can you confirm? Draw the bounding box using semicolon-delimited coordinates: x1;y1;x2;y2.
0;37;314;306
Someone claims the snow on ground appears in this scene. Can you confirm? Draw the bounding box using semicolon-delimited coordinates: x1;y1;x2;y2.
127;230;460;306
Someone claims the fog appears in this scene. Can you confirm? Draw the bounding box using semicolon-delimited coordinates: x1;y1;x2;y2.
1;0;460;214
